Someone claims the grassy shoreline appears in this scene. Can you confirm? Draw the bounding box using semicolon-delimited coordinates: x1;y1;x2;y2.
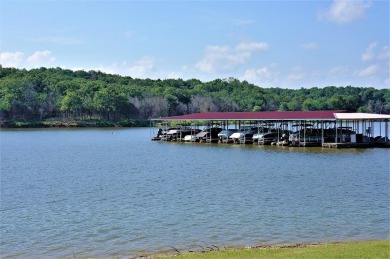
149;240;389;259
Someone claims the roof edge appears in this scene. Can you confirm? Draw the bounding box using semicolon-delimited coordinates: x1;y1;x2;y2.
151;110;348;121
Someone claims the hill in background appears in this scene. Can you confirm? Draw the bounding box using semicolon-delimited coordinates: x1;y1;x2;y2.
1;66;389;126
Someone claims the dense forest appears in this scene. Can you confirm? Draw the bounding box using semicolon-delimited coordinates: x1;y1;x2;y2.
0;66;389;126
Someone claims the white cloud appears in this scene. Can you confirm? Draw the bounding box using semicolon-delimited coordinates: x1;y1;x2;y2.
300;42;318;50
243;66;271;81
240;63;280;87
286;67;305;81
243;69;258;81
97;57;157;78
320;0;371;24
361;42;390;62
236;42;268;51
196;45;247;72
377;46;390;60
329;65;349;78
196;41;268;73
361;42;378;61
94;56;184;80
287;73;304;81
27;50;56;67
357;64;379;77
357;43;389;81
92;62;122;75
126;56;155;76
0;51;24;67
0;50;56;68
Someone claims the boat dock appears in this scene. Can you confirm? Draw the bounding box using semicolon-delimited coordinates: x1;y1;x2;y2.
150;111;390;148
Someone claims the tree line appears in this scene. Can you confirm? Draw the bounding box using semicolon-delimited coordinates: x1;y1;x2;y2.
0;66;389;123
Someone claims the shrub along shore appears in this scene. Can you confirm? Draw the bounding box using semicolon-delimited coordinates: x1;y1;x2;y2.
151;240;389;259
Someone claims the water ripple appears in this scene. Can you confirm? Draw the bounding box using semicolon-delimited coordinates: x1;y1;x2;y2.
1;128;389;258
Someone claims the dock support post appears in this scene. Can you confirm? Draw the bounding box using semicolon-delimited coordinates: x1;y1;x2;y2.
321;120;324;146
303;120;306;147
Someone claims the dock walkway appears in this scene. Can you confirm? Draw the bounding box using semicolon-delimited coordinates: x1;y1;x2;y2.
322;143;376;148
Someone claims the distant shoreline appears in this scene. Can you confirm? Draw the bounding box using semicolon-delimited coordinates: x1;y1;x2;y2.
0;119;150;128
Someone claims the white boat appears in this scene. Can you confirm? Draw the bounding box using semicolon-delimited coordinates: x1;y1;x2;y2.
252;132;278;145
183;134;198;142
161;127;197;141
229;127;258;143
253;130;291;145
196;127;222;142
218;129;238;142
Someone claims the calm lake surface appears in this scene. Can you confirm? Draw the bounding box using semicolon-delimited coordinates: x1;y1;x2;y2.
1;128;389;258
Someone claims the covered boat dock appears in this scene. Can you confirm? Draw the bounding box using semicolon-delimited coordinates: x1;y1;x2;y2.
151;110;390;148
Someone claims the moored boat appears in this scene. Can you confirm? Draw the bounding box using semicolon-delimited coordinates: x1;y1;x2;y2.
161;126;196;141
229;126;258;144
218;129;238;143
196;127;223;143
253;132;278;145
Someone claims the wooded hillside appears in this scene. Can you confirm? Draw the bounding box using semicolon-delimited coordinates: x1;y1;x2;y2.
1;66;389;123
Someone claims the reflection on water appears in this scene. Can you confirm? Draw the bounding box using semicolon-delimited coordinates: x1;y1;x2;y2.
1;128;389;258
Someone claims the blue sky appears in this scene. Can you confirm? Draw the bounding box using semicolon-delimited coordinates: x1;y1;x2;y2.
1;0;389;89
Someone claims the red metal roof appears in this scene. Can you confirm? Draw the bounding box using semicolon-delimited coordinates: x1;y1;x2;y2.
152;110;347;121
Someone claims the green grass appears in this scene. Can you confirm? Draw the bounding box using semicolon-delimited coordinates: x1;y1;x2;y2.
156;240;389;259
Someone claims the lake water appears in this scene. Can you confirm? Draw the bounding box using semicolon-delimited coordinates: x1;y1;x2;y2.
1;128;389;258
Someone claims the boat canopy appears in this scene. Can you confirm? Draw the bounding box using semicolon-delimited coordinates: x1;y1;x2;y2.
152;110;348;121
